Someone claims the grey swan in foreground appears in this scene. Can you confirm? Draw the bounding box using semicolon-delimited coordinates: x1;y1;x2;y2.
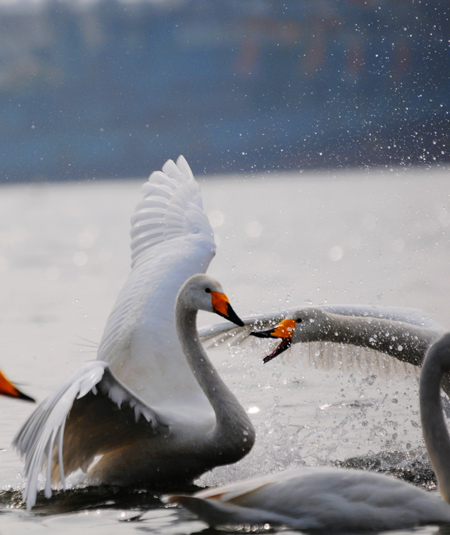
0;370;34;402
13;157;254;510
168;332;450;531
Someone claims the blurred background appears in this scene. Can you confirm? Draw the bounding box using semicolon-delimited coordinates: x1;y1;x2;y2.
0;0;449;182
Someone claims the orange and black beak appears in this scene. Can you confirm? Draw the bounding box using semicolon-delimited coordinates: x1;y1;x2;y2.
251;318;297;363
211;291;244;327
0;370;35;402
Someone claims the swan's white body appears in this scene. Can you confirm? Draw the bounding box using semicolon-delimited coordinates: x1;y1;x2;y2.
168;333;450;531
13;158;255;509
200;304;444;370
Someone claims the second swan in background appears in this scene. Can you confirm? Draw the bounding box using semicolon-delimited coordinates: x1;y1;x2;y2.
167;332;450;532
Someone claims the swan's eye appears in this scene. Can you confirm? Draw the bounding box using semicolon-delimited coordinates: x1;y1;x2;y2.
205;288;211;294
296;318;302;323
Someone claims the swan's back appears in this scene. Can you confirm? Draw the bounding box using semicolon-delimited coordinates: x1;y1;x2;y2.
169;467;450;531
97;157;216;406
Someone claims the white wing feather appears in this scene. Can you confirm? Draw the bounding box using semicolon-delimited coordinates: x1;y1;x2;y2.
130;156;213;269
13;361;164;510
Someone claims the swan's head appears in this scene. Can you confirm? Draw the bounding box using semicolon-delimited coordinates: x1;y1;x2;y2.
251;318;300;363
251;308;331;363
179;274;244;327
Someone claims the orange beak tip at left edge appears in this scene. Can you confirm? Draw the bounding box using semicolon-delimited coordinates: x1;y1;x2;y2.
0;371;35;403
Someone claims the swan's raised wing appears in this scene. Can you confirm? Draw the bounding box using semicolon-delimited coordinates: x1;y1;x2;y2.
199;304;444;347
97;156;216;377
13;361;166;510
130;156;215;270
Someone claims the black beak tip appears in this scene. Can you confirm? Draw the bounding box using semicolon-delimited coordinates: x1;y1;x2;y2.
3;390;35;403
250;330;272;339
16;391;35;403
225;305;245;327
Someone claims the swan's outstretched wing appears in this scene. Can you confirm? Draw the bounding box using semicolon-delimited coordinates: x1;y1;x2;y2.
167;467;450;531
199;304;443;347
199;305;444;376
13;361;166;510
98;156;216;374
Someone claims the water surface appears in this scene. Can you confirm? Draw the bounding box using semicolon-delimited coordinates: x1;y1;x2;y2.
1;165;450;534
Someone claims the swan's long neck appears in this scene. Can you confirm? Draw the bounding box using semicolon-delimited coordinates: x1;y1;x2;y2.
175;300;255;463
420;333;450;503
309;311;440;366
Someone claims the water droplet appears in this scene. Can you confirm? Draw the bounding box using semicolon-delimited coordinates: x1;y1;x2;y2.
329;245;344;261
73;251;88;266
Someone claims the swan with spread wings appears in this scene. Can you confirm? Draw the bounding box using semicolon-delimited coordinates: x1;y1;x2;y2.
13;157;254;510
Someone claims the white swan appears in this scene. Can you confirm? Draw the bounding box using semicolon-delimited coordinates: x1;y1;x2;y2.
167;332;450;532
14;275;253;510
13;157;255;509
200;304;444;373
0;369;34;402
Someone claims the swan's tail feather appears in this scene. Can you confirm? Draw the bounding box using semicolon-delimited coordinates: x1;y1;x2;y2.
12;361;108;510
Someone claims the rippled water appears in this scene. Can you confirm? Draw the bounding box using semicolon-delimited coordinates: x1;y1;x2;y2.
0;165;450;534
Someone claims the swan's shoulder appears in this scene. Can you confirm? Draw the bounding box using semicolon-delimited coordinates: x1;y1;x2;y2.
13;361;166;509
